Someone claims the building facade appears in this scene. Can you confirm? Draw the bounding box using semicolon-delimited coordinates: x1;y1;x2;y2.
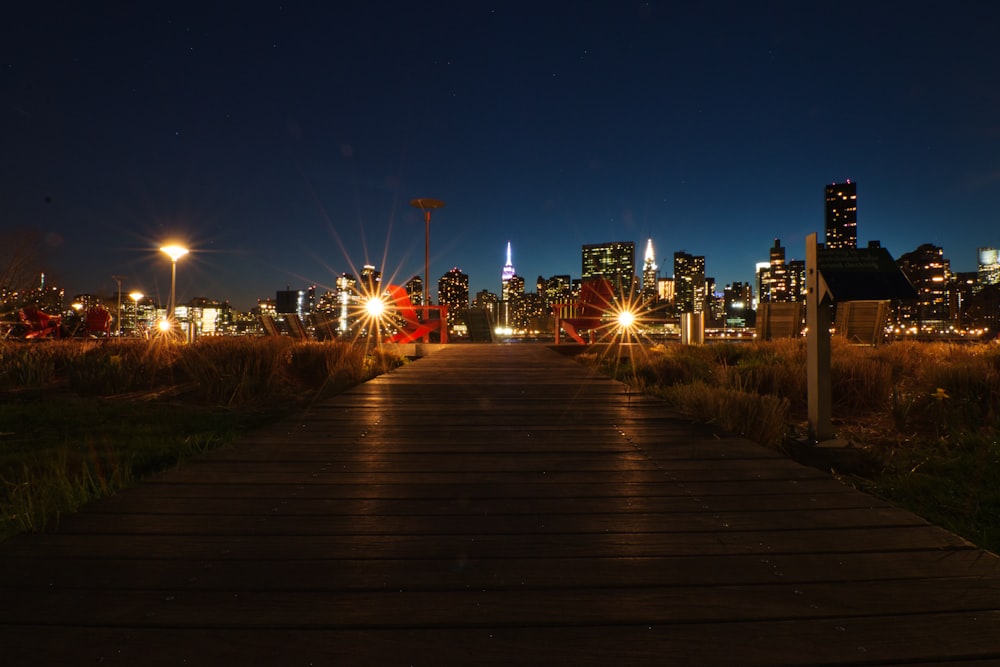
673;251;705;315
641;238;658;302
896;243;952;325
438;267;469;327
581;241;636;300
825;180;858;250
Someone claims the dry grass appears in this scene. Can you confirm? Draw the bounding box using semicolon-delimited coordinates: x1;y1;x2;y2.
587;338;1000;552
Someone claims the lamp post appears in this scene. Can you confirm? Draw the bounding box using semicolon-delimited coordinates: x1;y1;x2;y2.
160;245;189;320
111;275;125;336
409;198;445;326
129;291;144;336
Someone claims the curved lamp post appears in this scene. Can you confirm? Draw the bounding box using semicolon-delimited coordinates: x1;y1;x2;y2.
160;245;189;319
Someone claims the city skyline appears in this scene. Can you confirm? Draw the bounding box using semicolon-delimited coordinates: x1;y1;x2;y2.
4;3;998;310
12;226;996;314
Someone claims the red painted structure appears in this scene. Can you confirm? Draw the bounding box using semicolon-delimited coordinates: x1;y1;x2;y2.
553;278;615;344
383;284;448;344
83;306;113;337
19;307;62;339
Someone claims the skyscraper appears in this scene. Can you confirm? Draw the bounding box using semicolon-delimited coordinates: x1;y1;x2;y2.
766;239;788;303
825;180;858;250
673;251;705;315
897;244;952;324
501;241;516;300
438;267;469;327
581;241;635;300
360;264;381;295
641;238;658;301
978;247;1000;288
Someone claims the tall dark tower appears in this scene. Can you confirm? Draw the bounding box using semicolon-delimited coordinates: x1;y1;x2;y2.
824;180;857;250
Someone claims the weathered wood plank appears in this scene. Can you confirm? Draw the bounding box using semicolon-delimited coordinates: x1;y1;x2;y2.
2;550;996;592
2;613;1000;667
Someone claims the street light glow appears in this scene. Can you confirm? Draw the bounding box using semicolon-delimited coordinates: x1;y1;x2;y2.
160;243;189;320
160;245;189;262
616;309;636;330
365;296;386;317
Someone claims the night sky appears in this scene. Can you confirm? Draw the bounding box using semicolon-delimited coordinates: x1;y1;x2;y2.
4;2;999;310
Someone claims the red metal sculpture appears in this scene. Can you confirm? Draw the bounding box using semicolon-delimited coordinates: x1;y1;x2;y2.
19;307;63;339
553;278;616;344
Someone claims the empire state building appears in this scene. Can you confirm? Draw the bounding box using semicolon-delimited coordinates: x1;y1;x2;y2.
501;241;516;300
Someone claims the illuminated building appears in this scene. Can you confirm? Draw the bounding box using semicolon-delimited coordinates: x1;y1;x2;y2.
275;288;305;317
787;260;805;302
472;289;499;321
724;282;754;327
765;239;789;302
501;241;516;299
405;276;423;306
641;238;658;302
360;265;381;295
538;274;572;308
582;241;636;300
754;262;770;308
657;277;674;305
896;243;952;325
673;251;705;314
978;247;1000;288
825;180;858;250
503;274;526;328
438;267;469;327
335;273;356;334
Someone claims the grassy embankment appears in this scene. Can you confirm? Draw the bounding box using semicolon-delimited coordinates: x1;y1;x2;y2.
582;338;1000;553
0;337;403;541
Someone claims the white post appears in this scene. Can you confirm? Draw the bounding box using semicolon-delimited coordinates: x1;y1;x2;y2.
806;233;834;442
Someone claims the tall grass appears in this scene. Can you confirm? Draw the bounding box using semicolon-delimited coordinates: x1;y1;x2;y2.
0;337;404;541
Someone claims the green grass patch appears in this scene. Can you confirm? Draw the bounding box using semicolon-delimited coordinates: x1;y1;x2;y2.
0;397;272;540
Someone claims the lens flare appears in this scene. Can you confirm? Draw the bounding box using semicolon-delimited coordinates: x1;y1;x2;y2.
365;296;386;317
616;309;636;330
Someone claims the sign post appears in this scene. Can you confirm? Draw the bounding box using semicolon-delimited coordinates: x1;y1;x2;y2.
804;235;916;443
805;233;834;442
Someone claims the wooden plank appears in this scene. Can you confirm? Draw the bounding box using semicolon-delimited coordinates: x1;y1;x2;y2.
80;491;888;516
2;613;1000;667
3;578;1000;628
0;525;972;561
2;549;997;592
49;505;931;536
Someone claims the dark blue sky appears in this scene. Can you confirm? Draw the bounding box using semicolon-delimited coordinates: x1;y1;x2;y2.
4;2;999;309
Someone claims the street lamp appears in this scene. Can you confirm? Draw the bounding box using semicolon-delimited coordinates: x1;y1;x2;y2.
112;275;125;336
129;291;144;336
409;198;445;323
160;245;188;319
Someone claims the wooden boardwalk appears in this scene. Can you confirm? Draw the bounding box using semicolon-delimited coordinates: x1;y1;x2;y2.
1;343;999;665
